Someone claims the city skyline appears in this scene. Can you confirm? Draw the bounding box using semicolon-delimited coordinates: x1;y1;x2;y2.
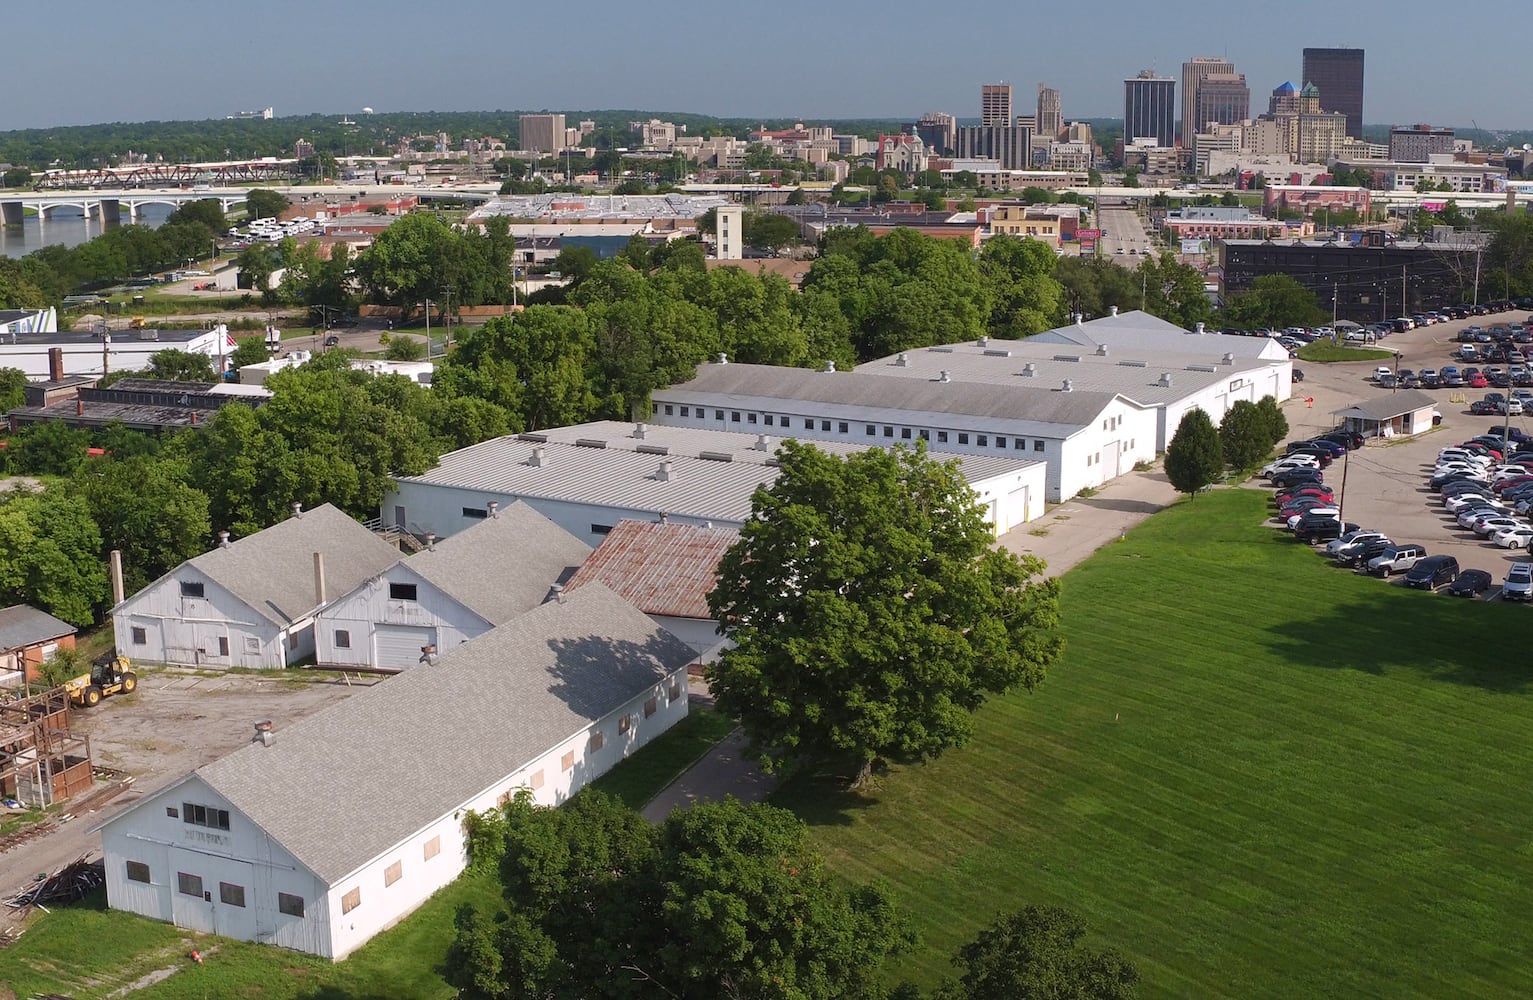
1;0;1529;132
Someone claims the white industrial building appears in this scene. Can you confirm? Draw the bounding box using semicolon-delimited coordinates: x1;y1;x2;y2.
0;325;235;380
112;505;402;669
239;352;434;387
565;519;737;663
315;501;590;671
1028;308;1293;366
384;420;1047;546
0;307;57;336
98;585;694;960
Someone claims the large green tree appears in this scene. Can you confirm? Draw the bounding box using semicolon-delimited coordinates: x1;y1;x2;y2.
1134;252;1214;330
1164;408;1224;498
447;790;911;1000
144;349;218;383
933;906;1139;1000
0;488;108;625
707;441;1063;785
1255;394;1289;447
1222;274;1326;330
1219;399;1272;471
979;235;1066;338
73;454;211;594
245;188;290;221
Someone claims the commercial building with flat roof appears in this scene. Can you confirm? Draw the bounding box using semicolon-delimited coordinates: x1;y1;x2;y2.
981;84;1013;127
1389;125;1455;163
1181;57;1237;144
1125;72;1176;147
1302;48;1365;137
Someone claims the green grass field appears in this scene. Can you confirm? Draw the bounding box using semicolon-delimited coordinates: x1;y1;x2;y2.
777;488;1533;998
1297;341;1394;363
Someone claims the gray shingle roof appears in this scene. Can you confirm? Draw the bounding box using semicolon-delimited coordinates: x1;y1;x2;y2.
664;363;1124;430
0;604;76;652
194;584;694;884
405;501;591;624
1333;389;1440;422
154;504;402;626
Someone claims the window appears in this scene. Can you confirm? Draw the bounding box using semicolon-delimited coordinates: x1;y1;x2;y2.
220;882;246;907
937;431;949;444
958;434;970;445
334;630;351;649
591;524;612;536
1034;440;1045;452
866;425;876;436
747;412;757;424
278;892;305;917
179;581;205;599
764;414;774;426
670;680;683;700
342;887;361;914
821;420;831;431
883;426;894;438
183;803;231;831
1103;419;1108;431
918;429;929;441
384;861;403;887
590;730;605;752
529;769;545;790
619;714;632;734
462;506;488;520
561;751;575;772
1014;438;1026;450
804;418;815;430
126;861;151;884
977;435;988;447
644;696;658;718
245;637;260;653
680;406;690;417
715;409;724;420
901;428;912;440
165;806;179;819
389;583;418;602
131;627;147;645
731;411;741;422
663;404;674;415
177;872;203;898
1086;455;1093;467
424;836;441;861
838;422;848;434
996;437;1007;449
217;637;229;657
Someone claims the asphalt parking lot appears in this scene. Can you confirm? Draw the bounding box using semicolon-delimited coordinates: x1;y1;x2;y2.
1276;308;1533;594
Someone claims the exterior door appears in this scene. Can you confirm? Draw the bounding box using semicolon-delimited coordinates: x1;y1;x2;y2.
195;625;229;665
393;505;407;530
374;625;437;670
169;848;256;940
1104;440;1122;478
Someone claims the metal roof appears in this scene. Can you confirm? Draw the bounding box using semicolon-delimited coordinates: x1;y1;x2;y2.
403;501;590;624
1332;389;1439;422
1027;309;1287;360
193;584;694;884
124;504;403;627
565;521;738;620
0;604;76;652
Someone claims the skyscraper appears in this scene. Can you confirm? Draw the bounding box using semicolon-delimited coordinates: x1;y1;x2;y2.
1036;84;1062;139
981;84;1013;128
1194;73;1250;132
1301;47;1364;137
1124;71;1176;147
914;112;957;157
1180;57;1235;145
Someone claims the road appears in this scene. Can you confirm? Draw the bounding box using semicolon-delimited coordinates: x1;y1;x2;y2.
1096;203;1155;264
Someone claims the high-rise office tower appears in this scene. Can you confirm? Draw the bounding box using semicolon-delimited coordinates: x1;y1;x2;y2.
518;113;566;154
1194;73;1250;132
981;84;1013;127
1180;57;1235;144
1124;71;1176;147
914;112;957;156
1036;84;1062;139
1301;47;1364;137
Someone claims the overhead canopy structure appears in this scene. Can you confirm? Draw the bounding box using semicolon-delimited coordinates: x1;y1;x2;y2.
1332;389;1439;438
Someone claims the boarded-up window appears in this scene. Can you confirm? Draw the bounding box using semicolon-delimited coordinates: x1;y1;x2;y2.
165;806;178;819
177;872;203;897
342;887;361;914
384;861;402;887
529;770;545;790
423;836;441;861
131;626;147;645
561;751;575;772
278;892;305;917
179;581;205;599
644;697;658;718
669;680;683;701
619;715;631;734
335;630;351;649
589;731;605;752
126;861;151;884
219;882;246;907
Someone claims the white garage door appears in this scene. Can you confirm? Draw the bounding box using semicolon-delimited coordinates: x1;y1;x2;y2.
374;625;438;671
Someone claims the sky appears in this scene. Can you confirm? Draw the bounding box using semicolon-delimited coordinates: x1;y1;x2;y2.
4;0;1528;132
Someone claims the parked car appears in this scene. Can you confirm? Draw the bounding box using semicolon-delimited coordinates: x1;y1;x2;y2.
1325;528;1382;557
1503;563;1533;601
1470;399;1502;415
1445;569;1493;598
1286;446;1334;468
1287;506;1339;529
1405;555;1460;590
1344;536;1396;568
1472;516;1525;538
1468;372;1489;388
1262;455;1319;478
1320;430;1365;450
1294;517;1357;543
1272;468;1323;489
1302;439;1346;458
1492;525;1533;549
1369;544;1428;577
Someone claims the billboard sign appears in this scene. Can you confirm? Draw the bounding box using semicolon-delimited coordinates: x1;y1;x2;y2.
1077;228;1102;239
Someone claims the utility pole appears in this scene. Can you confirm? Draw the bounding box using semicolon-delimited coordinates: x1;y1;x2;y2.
1401;263;1408;318
1473;245;1482;307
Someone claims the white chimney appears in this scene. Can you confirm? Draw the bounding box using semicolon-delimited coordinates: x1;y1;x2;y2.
634;422;648;439
488;500;500;518
530;446;547;467
895;352;909;367
1062;379;1073;392
253;720;274;747
1109;305;1119;316
657;460;674;482
313;552;326;606
110;549;125;606
938;369;951;383
715;352;728;364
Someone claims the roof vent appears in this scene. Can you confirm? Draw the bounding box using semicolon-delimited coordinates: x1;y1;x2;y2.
895;352;909;367
633;422;647;439
636;443;669;456
253;720;274;748
984;348;1012;357
977;336;989;347
488;501;499;518
518;432;549;443
656;459;675;481
1196;322;1207;334
1159;372;1173;387
1020;363;1037;377
755;434;773;451
550;584;565;604
937;369;951;383
1096;344;1109;356
575;438;607;449
419;643;439;666
699;450;735;463
823;360;836;373
1061;379;1073;392
1075;313;1084;326
715;352;728;364
1221;352;1235;365
1185;364;1217;373
1053;354;1081;363
529;445;548;467
1109;305;1119;316
1118;359;1148;368
425;532;436;550
290;502;303;518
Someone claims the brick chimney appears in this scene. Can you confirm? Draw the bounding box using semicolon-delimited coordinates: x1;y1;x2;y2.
48;347;65;382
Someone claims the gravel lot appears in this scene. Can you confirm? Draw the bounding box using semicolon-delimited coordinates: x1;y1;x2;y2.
1275;307;1533;593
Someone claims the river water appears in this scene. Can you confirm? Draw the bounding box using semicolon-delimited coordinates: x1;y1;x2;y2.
0;204;175;258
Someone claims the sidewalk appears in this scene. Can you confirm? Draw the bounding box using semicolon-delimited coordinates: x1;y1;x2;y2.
642;465;1189;821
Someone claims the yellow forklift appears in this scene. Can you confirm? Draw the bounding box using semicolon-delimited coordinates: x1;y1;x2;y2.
62;655;137;708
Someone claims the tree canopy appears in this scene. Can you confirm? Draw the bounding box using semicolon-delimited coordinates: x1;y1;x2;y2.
706;441;1063;784
1164;408;1224;497
933;905;1139;1000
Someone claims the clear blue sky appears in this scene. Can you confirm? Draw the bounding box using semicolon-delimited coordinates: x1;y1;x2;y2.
4;0;1526;131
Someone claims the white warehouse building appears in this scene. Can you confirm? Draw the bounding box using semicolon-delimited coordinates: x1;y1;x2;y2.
98;585;695;960
383;420;1047;546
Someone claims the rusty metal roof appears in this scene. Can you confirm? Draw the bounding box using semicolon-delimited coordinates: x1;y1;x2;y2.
565;520;738;620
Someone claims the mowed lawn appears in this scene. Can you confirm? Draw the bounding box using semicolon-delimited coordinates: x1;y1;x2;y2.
779;488;1533;999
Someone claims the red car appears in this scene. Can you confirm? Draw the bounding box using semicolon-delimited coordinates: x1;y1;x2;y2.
1468;372;1489;388
1275;487;1335;506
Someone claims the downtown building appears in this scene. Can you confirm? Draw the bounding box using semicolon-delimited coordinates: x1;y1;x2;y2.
1301;48;1365;138
1124;71;1176;147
